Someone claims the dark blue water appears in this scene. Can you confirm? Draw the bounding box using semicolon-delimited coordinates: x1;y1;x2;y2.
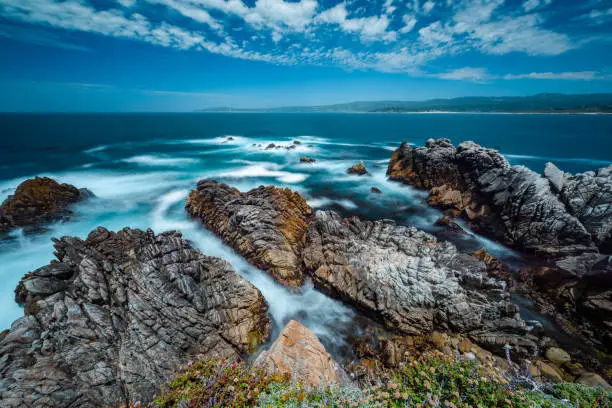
0;113;610;356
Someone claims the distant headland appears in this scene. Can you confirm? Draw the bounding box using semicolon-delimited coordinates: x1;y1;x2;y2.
198;93;612;114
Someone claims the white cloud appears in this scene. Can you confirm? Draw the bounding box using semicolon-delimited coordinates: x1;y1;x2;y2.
522;0;552;13
422;1;436;14
503;71;599;80
437;67;489;81
317;3;395;42
400;15;417;33
117;0;137;7
151;0;222;31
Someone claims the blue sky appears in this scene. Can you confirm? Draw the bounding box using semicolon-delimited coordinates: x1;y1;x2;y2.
0;0;611;111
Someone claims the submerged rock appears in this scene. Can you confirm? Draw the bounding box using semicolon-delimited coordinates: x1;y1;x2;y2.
0;227;270;407
254;320;340;388
347;161;367;175
185;180;312;286
300;156;316;163
0;177;93;234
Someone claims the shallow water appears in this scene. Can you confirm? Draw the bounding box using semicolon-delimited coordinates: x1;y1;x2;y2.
1;113;611;359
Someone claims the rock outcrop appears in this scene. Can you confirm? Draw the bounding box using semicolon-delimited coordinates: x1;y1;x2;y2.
387;139;612;352
387;139;594;255
187;180;537;358
255;320;340;388
0;227;270;407
185;180;312;286
0;177;93;234
347;161;367;175
302;210;536;357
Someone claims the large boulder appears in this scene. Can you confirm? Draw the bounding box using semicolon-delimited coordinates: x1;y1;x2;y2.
0;177;93;234
254;320;340;388
0;227;270;407
302;210;536;357
186;180;311;286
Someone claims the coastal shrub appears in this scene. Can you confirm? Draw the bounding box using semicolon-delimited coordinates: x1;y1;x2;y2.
156;358;611;408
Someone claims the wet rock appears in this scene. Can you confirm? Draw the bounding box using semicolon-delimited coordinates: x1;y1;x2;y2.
293;140;302;145
435;215;467;235
371;187;382;194
576;372;612;390
471;248;512;284
386;139;593;254
185;180;312;286
347;161;367;175
302;210;536;357
254;320;340;389
0;177;93;234
266;143;276;149
0;227;270;407
546;347;571;365
300;156;316;163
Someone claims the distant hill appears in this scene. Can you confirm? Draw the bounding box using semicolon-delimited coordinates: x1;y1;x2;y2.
199;94;612;113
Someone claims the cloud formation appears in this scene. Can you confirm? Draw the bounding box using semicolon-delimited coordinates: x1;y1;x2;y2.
0;0;609;80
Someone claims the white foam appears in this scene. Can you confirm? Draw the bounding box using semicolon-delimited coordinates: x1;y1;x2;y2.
219;164;308;184
84;145;108;154
121;155;199;167
308;197;358;210
505;154;611;167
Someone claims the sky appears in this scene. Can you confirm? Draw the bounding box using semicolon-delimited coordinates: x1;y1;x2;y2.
0;0;611;111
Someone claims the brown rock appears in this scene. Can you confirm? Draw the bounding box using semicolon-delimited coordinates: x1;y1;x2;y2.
546;347;571;365
300;157;316;163
347;161;367;175
434;215;467;235
255;320;339;389
471;248;512;284
371;187;382;194
0;177;93;234
530;361;564;383
186;180;312;286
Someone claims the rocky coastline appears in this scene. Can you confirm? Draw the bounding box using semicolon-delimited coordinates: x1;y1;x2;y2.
1;135;610;407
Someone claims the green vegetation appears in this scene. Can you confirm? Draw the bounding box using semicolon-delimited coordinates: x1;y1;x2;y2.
155;356;610;408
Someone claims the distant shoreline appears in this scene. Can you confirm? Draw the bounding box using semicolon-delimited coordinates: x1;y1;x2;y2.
195;110;612;115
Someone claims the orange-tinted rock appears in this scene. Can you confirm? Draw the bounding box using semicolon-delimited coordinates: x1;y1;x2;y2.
472;248;512;284
254;320;340;388
347;161;367;175
0;177;92;234
300;157;316;163
186;180;311;286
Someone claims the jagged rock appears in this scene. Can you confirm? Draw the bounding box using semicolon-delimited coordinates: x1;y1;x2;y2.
302;210;536;357
386;139;593;254
555;165;612;250
544;162;566;193
435;215;467;235
0;177;93;234
0;227;270;407
254;320;340;388
371;187;382;194
576;372;611;390
300;157;316;163
471;248;512;284
347;161;367;175
546;347;571;365
185;180;312;286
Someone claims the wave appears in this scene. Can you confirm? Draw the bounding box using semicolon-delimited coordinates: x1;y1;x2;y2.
121;155;200;167
308;197;358;210
218;163;308;184
505;154;611;168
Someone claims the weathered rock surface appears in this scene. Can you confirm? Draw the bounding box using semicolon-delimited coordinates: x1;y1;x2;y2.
0;227;270;407
347;161;367;175
185;180;312;286
302;210;536;357
255;320;340;388
300;156;316;163
0;177;93;234
387;139;594;254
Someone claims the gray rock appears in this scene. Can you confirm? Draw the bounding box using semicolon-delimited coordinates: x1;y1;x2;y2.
544;162;566;193
0;227;270;407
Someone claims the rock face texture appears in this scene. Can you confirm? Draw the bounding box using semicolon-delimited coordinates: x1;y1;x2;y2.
387;139;594;254
185;180;312;286
255;320;340;388
188;180;537;358
0;177;93;234
0;227;270;407
387;139;612;352
302;211;535;357
347;161;368;175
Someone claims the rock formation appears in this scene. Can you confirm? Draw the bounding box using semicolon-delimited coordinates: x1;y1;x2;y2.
255;320;340;388
187;180;537;358
0;177;93;234
0;227;270;407
300;157;316;163
387;139;612;352
185;180;312;286
347;161;367;175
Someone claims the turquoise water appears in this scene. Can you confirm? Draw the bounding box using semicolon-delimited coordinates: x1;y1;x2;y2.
1;113;611;355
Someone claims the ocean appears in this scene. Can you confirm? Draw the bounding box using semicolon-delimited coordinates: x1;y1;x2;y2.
1;112;611;357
